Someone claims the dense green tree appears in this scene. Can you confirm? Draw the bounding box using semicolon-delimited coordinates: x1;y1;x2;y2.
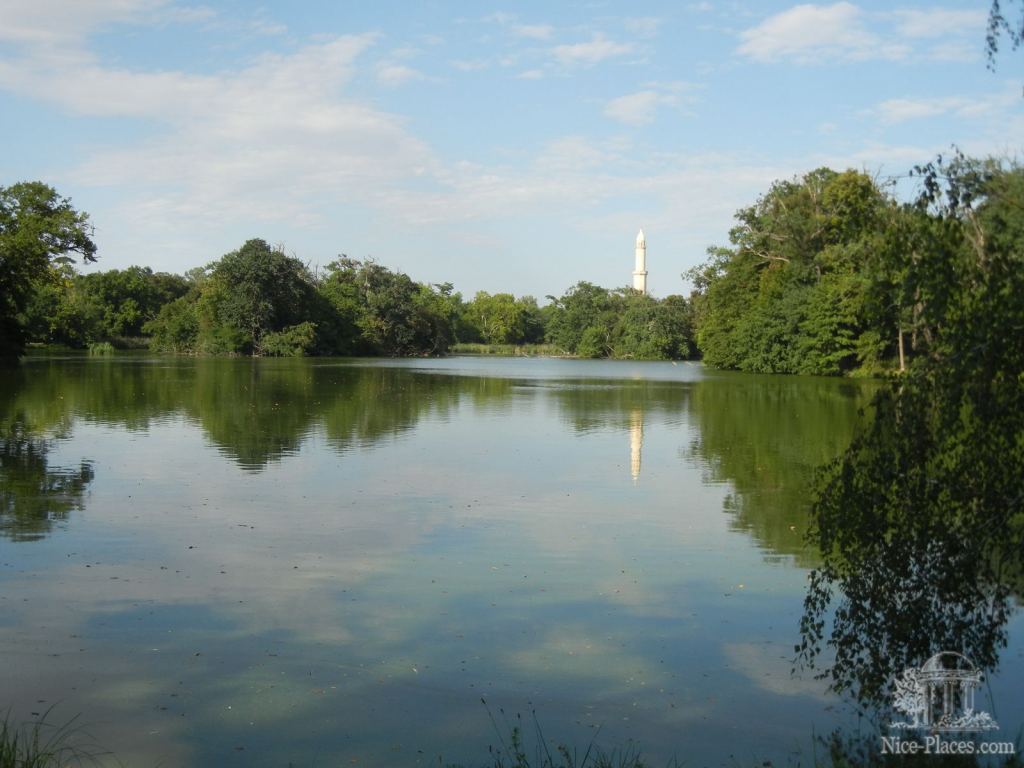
146;294;200;353
0;182;96;359
543;282;694;360
78;266;189;339
544;282;613;353
318;258;453;356
23;265;191;347
690;168;892;375
22;266;100;348
145;239;330;356
208;239;320;354
464;291;540;345
612;292;694;360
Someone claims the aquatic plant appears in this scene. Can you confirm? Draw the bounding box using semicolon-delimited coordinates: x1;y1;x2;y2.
87;341;115;355
0;707;104;768
442;701;663;768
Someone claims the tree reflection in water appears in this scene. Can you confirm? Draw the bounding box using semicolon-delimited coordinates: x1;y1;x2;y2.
797;373;1022;718
0;416;94;542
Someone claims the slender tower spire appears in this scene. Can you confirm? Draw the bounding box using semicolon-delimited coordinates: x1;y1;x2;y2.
633;228;647;295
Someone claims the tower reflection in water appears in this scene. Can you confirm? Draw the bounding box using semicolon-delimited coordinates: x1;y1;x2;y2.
630;408;643;485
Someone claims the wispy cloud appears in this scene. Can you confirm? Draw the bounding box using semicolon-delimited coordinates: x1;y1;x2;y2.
874;96;973;123
624;17;661;38
0;29;442;231
737;2;908;63
869;86;1020;124
889;8;986;39
604;82;698;126
376;63;428;86
605;91;671;125
552;33;634;66
737;3;988;64
511;23;553;40
0;0;212;45
451;59;490;72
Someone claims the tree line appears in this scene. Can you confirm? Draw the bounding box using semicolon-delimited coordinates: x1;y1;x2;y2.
0;192;697;360
2;156;1019;370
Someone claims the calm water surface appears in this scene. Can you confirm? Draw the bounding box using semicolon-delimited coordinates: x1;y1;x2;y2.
1;355;1021;766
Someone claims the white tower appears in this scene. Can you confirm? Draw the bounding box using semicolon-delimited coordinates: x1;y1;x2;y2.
633;229;648;295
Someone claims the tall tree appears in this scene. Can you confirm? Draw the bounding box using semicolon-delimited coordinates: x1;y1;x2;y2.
690;169;892;375
0;182;96;359
211;239;318;353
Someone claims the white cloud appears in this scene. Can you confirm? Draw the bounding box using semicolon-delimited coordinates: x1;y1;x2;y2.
870;86;1020;124
624;17;661;38
737;3;989;64
552;33;633;66
890;9;986;39
481;11;514;25
0;0;209;44
0;36;376;120
0;31;443;233
737;3;908;63
605;81;700;125
605;91;673;126
723;643;831;700
873;96;971;124
376;63;427;86
926;41;981;63
451;59;490;72
516;68;545;80
511;23;553;40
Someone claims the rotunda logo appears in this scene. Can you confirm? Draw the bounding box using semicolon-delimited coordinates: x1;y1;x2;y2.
890;651;999;732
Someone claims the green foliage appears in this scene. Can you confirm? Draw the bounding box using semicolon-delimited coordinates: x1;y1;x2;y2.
544;282;611;353
20;264;189;349
145;294;200;353
450;343;563;356
86;342;114;355
544;282;695;360
210;239;317;352
575;325;607;358
260;321;317;357
143;249;458;358
78;266;189;339
22;271;100;349
0;182;96;359
798;157;1024;709
464;292;545;345
690;168;897;375
318;258;454;356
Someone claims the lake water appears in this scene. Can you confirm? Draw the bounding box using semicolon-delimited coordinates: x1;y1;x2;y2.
1;355;1021;766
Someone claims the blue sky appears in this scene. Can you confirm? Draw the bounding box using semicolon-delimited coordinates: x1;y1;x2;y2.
1;1;1020;299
